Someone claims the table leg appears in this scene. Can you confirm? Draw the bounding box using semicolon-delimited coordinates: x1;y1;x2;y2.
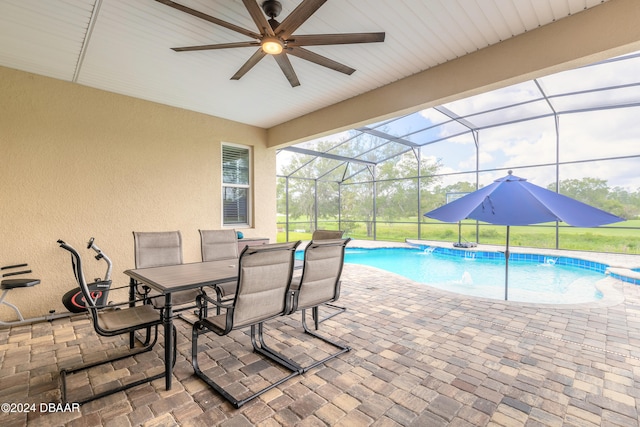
163;293;173;390
129;278;136;348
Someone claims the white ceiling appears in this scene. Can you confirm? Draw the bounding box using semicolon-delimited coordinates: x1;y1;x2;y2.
0;0;608;128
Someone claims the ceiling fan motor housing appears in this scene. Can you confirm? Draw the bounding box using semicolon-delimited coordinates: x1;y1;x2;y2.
261;0;282;19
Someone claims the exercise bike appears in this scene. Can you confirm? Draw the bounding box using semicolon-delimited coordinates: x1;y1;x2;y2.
0;238;113;328
0;263;72;328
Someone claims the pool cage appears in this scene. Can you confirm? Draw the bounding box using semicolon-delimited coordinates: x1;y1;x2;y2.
277;52;640;254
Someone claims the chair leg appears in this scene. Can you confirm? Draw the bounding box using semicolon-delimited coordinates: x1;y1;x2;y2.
313;303;347;329
191;321;301;409
130;326;153;348
250;323;303;373
61;325;170;405
299;308;351;373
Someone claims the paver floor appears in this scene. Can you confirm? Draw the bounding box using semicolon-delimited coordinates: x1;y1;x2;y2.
1;260;640;426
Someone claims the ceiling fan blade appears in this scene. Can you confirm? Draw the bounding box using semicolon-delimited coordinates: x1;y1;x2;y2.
155;0;261;40
273;53;301;87
287;32;386;46
172;41;260;52
231;49;267;80
242;0;275;37
287;47;355;75
274;0;327;39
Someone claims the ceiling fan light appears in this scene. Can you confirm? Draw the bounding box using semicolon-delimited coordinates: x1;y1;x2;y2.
262;38;283;55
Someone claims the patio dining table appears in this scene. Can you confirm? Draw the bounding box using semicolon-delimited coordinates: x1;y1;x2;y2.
124;257;302;390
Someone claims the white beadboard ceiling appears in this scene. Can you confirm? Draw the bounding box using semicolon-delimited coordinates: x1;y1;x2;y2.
0;0;607;128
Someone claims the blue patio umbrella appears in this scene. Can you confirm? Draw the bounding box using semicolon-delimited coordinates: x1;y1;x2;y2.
424;170;625;300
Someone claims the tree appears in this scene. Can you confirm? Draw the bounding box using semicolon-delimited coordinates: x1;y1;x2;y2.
546;177;636;219
278;131;444;237
376;151;441;222
422;179;473;214
277;150;339;231
551;177;610;207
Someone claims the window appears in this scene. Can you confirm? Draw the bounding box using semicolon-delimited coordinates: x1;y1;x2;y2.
222;143;251;227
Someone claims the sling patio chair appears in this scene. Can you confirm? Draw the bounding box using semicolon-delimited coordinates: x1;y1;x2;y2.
57;240;175;405
311;229;345;240
287;238;351;372
198;229;239;315
308;229;348;326
191;241;301;408
133;231;206;320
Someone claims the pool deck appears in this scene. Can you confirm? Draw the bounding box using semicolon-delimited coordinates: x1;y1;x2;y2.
2;241;640;426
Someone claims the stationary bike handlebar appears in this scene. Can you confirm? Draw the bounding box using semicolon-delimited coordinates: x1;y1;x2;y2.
86;237;112;281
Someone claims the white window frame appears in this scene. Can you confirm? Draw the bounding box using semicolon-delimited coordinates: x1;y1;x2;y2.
221;143;252;228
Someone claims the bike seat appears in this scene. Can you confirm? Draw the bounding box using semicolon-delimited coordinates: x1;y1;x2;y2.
1;278;40;289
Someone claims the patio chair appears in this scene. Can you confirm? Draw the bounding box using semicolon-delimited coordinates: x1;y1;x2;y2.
198;229;239;315
133;231;205;319
192;241;301;408
308;229;348;325
288;238;351;371
57;240;175;405
311;229;345;240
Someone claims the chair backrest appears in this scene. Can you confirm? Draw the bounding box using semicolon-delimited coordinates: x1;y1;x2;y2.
311;230;344;240
199;229;238;261
229;241;300;329
133;231;183;269
293;238;351;311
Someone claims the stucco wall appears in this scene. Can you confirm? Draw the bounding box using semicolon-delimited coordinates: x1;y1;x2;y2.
1;66;274;320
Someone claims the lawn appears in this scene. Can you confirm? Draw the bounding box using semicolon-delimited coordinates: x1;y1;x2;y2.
276;218;640;254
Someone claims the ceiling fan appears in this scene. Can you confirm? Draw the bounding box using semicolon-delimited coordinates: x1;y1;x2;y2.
156;0;385;87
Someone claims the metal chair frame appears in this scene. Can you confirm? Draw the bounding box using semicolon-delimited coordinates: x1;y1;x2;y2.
133;231;207;321
288;238;351;372
57;240;175;405
197;229;239;316
191;241;301;408
309;230;348;326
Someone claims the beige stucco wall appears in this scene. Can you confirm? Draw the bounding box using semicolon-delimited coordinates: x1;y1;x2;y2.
1;66;273;320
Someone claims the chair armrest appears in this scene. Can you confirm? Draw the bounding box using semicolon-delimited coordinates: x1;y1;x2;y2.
198;293;233;310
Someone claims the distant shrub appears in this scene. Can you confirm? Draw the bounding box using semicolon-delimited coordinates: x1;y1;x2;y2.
479;229;499;238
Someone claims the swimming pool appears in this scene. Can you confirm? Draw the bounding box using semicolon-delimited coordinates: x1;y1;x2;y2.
336;246;608;304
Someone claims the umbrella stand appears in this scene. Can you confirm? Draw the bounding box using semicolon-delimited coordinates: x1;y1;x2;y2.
504;226;510;301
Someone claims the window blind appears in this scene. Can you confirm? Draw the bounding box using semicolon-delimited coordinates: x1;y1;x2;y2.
222;144;250;226
222;145;249;185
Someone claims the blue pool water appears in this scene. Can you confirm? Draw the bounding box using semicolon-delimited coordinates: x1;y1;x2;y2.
332;247;606;304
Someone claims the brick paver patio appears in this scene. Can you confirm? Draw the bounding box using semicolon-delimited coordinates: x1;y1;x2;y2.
1;260;640;426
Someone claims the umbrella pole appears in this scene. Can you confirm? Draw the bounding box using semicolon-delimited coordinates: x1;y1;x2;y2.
504;226;510;301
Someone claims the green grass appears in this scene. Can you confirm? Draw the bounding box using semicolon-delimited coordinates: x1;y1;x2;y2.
276;219;640;254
